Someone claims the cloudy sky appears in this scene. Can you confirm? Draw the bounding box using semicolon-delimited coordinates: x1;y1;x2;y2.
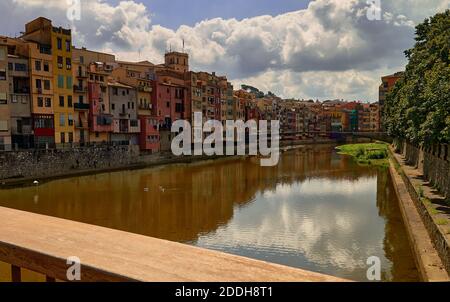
1;0;449;101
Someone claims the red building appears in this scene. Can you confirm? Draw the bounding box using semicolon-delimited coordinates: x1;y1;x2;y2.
139;115;160;153
88;68;113;141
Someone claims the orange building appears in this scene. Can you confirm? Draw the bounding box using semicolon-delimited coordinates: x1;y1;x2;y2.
379;72;403;130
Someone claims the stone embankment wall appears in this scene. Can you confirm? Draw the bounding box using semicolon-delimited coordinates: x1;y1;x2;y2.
394;139;450;199
0;145;140;180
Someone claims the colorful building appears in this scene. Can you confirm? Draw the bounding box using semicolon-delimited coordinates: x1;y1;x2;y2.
0;39;11;150
113;61;159;153
108;81;140;145
8;53;32;149
72;47;116;144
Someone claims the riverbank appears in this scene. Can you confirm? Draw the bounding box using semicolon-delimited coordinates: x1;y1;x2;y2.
336;142;450;280
336;143;389;167
0;138;371;189
0;152;237;189
389;146;450;280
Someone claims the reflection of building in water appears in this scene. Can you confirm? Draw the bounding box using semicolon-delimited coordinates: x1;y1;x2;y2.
0;145;375;243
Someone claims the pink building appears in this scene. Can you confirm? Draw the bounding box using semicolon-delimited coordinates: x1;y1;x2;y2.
139;115;160;153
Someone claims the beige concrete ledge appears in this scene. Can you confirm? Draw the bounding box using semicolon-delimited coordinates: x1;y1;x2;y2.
0;206;347;282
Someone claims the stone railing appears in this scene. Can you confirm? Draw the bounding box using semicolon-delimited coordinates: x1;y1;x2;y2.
0;206;346;282
0;144;140;181
394;139;450;199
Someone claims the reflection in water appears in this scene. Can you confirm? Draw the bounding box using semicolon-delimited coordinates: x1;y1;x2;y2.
0;145;418;281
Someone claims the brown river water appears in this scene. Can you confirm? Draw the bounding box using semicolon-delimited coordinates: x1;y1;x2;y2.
0;145;419;281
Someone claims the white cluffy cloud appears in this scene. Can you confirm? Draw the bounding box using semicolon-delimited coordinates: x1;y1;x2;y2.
3;0;450;101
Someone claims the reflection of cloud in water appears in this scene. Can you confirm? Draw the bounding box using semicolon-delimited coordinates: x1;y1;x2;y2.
196;176;388;275
264;177;376;198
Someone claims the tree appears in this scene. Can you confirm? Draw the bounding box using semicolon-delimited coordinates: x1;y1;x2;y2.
384;10;450;145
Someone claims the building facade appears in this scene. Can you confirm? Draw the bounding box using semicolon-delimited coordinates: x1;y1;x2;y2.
0;40;11;150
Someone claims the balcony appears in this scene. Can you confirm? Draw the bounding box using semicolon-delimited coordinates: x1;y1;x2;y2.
77;70;88;78
139;103;152;111
10;94;30;104
74;103;90;111
73;85;87;93
138;86;152;93
92;115;113;133
13;87;30;94
75;121;89;129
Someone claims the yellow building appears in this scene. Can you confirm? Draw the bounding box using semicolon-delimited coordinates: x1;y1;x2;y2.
21;17;74;146
51;26;74;145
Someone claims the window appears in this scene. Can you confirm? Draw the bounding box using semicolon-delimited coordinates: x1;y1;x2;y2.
59;96;64;107
68;132;73;143
66;57;71;70
57;38;62;50
45;97;51;107
166;102;170;108
113;87;118;96
57;56;63;69
15;63;27;71
60;132;65;144
8;63;13;70
95;132;99;138
35;60;41;71
68;96;72;107
80;56;84;64
60;114;65;126
43;62;49;72
130;120;138;127
122;90;125;96
68;114;73;126
79;95;84;103
0;120;7;131
66;40;71;52
66;76;72;89
58;75;64;88
111;103;115;110
44;80;50;90
132;102;134;110
37;97;43;107
0;92;7;104
128;102;130;109
0;48;5;60
0;70;5;81
36;79;42;89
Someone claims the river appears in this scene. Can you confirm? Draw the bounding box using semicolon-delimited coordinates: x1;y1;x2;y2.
0;144;419;281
